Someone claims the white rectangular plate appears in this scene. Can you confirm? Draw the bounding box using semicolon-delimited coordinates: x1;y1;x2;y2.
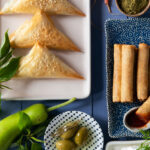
0;0;91;100
106;141;144;150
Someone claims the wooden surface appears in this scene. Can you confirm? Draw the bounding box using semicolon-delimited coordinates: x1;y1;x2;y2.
2;0;150;149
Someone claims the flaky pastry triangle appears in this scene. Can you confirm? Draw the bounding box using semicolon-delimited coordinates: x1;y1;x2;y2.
10;11;80;51
0;0;85;16
15;43;83;79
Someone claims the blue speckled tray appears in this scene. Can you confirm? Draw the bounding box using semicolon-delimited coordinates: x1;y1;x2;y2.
105;18;150;138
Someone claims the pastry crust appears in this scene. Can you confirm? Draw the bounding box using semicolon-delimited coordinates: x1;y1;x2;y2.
0;0;85;16
15;42;83;79
10;11;80;52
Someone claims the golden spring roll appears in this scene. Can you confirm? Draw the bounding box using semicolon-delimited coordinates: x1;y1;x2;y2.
136;96;150;122
113;44;122;102
137;43;149;101
149;59;150;94
121;45;136;103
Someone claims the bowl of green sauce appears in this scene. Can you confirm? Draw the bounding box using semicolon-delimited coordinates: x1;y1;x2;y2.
116;0;150;17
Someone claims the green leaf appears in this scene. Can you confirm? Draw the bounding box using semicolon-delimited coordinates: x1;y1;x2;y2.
0;93;1;112
24;143;29;150
0;57;20;82
0;48;12;67
137;130;150;150
18;145;25;150
31;143;43;150
140;130;150;140
16;134;24;145
0;31;10;59
137;141;150;150
18;144;29;150
32;125;46;137
0;84;12;90
18;112;32;131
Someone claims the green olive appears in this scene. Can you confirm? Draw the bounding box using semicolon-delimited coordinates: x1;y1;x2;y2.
56;140;76;150
53;121;79;138
61;127;78;139
74;127;88;146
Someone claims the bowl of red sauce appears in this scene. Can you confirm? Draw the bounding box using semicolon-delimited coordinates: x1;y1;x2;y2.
123;107;150;132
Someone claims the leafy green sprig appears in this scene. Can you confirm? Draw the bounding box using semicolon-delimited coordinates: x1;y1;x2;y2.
137;130;150;150
11;113;53;150
0;31;20;111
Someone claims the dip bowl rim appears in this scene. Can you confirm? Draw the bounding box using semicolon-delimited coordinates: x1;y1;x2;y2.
115;0;150;17
123;107;150;133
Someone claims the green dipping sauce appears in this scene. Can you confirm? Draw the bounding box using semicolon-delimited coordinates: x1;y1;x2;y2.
119;0;149;15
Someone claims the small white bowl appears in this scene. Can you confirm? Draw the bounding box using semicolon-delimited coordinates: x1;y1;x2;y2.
44;111;104;150
123;107;150;132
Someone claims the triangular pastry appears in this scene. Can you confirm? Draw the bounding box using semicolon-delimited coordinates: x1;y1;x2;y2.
15;42;83;79
10;11;80;52
0;0;85;16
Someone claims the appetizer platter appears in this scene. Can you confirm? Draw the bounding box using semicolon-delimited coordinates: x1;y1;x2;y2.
106;18;150;137
0;0;91;100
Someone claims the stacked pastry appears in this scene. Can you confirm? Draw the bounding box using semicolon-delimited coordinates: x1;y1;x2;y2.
0;0;85;79
113;43;150;103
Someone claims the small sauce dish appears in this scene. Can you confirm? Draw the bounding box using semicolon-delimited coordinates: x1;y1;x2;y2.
123;107;150;132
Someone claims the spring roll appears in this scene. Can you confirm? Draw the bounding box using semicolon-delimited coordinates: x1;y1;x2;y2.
149;60;150;94
121;45;136;103
137;43;149;101
136;96;150;122
113;44;122;102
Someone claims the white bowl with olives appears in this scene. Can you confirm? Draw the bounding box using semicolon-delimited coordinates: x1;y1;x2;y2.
44;111;104;150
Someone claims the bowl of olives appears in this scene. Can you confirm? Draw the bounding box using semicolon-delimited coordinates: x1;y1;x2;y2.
44;111;104;150
55;121;89;150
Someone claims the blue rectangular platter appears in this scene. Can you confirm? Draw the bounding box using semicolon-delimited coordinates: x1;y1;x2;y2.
105;18;150;138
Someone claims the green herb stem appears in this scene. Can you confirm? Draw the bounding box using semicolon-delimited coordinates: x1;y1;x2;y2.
31;137;44;143
47;97;77;112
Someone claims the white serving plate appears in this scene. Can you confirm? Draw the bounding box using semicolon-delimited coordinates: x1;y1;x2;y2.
106;141;144;150
0;0;91;100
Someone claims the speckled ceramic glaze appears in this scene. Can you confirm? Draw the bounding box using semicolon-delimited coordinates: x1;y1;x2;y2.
105;18;150;138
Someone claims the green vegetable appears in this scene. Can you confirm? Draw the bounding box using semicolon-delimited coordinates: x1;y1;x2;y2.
119;0;149;15
0;97;76;150
23;104;48;126
0;113;22;150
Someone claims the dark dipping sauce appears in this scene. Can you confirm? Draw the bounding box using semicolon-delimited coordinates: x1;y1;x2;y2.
126;109;148;128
